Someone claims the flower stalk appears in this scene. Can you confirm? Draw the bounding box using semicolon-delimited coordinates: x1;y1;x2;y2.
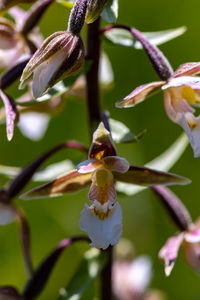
68;0;88;35
86;18;102;137
151;186;192;231
102;24;173;80
86;17;112;300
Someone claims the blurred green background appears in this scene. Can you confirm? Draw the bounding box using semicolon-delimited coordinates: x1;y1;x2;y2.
1;0;200;299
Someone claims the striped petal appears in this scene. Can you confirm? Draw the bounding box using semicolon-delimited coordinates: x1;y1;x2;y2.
89;168;116;204
88;182;116;204
163;76;200;91
173;62;200;78
116;81;165;108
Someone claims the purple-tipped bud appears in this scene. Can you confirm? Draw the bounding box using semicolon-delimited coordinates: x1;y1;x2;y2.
19;31;85;98
86;0;109;24
68;0;88;35
0;90;18;141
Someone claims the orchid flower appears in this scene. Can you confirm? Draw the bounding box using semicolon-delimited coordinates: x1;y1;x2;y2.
21;122;190;250
117;62;200;158
0;7;43;68
159;218;200;276
112;239;153;300
152;185;200;276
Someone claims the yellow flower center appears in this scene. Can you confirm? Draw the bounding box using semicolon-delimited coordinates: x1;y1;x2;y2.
181;86;196;104
94;168;113;187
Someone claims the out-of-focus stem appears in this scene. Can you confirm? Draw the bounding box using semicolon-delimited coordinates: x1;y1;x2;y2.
86;18;102;137
16;208;33;278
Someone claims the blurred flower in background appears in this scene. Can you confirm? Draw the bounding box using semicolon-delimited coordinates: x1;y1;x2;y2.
113;238;167;300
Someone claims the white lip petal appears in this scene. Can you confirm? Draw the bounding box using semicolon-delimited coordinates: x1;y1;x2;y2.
79;201;123;250
18;112;50;140
162;76;200;90
177;114;200;158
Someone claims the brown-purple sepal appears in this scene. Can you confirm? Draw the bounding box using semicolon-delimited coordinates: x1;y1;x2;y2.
89;122;117;160
20;170;91;200
114;165;191;186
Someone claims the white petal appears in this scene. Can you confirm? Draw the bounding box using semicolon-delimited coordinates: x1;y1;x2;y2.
0;203;16;225
178;114;200;158
32;48;66;98
18;112;50;140
79;201;122;250
162;76;200;90
112;256;152;299
164;90;200;157
129;256;152;293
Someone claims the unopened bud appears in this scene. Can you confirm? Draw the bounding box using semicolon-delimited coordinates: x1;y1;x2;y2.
86;0;109;24
19;31;85;98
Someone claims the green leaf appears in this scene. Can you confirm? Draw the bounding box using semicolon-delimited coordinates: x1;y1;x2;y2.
56;0;75;9
109;118;146;143
101;0;118;23
116;133;189;196
58;248;108;300
0;160;75;181
103;26;187;48
99;52;114;89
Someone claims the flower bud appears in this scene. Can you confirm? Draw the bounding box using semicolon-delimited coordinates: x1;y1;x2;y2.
86;0;109;24
19;31;85;98
0;18;25;68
